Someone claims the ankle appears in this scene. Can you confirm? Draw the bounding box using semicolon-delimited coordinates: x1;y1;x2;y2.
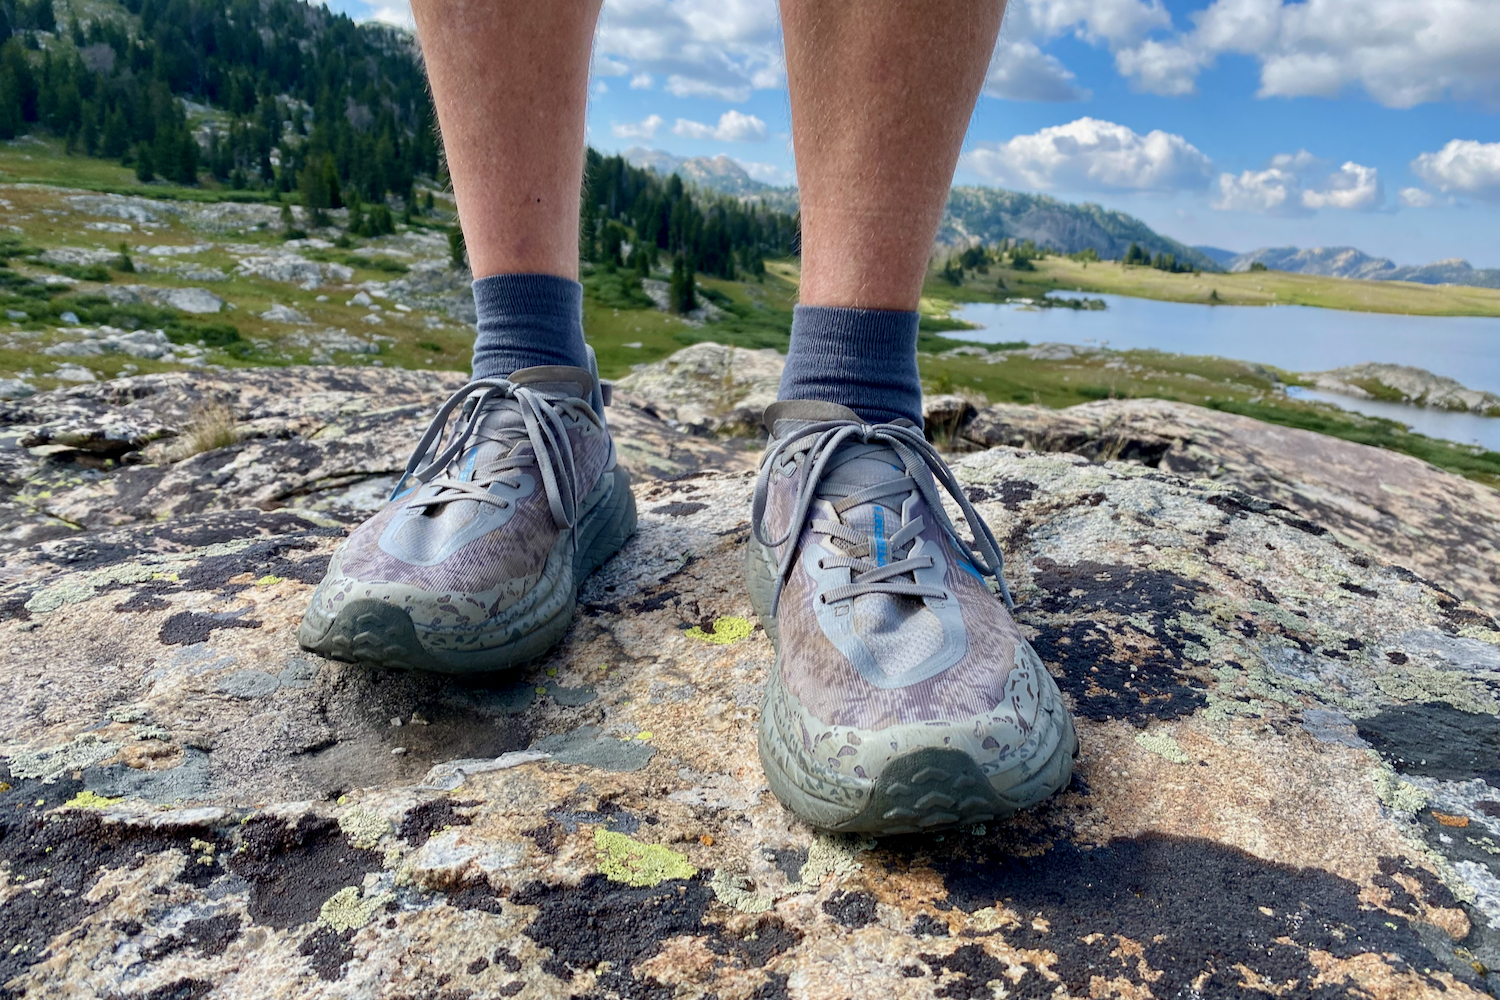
777;304;923;426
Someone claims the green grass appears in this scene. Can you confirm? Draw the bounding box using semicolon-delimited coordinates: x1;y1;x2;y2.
1;138;1495;492
923;255;1500;318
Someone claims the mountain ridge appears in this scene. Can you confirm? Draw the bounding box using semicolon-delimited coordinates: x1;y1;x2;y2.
1228;246;1500;289
621;148;1221;270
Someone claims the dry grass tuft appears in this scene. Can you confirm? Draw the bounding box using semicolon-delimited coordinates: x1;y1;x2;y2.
172;400;240;460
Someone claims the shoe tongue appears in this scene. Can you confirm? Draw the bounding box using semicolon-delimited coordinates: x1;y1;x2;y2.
820;445;909;533
508;364;593;400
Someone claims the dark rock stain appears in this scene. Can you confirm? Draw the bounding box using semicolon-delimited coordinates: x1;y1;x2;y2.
141;914;242;962
929;832;1475;997
227;815;382;929
652;501;707;517
136;980;215;1000
706;914;802;968
158;609;262;645
821;889;878;929
918;943;1012;999
0;789;222;995
298;926;356;981
513;873;713;980
1026;560;1208;724
398;798;479;844
1356;702;1500;789
749;972;791;1000
910;913;949;937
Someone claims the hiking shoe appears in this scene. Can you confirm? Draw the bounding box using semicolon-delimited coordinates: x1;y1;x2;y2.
746;401;1077;833
299;352;636;674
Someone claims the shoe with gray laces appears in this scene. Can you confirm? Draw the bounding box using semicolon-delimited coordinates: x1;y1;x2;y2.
298;352;636;674
746;400;1077;833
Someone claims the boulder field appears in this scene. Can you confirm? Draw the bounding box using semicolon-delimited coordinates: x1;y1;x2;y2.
1;350;1497;999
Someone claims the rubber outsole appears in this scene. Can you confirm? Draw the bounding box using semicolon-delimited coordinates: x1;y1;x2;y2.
745;535;1079;835
299;465;636;675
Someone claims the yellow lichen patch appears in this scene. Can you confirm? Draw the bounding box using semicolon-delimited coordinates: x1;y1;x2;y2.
684;616;754;645
595;829;697;887
254;575;285;586
62;790;121;810
338;806;392;850
319;886;394;932
1134;731;1191;765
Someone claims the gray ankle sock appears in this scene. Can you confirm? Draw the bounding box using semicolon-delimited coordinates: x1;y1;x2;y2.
777;304;923;425
470;273;589;379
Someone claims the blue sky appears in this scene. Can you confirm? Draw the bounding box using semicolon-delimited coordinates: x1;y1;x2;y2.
332;0;1500;266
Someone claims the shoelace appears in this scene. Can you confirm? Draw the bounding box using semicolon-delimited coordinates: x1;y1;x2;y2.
750;419;1013;615
390;378;588;529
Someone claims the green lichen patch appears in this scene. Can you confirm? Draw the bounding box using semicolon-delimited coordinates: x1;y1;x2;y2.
319;886;394;932
1374;667;1500;716
5;734;121;782
594;829;697;887
710;866;777;914
792;834;874;889
1372;764;1430;815
685;616;754;645
338;806;392;850
1135;731;1192;764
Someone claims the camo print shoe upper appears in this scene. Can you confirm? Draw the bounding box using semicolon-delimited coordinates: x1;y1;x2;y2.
745;400;1077;832
299;358;636;674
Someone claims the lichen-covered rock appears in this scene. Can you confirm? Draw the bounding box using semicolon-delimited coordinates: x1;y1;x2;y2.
0;359;1498;999
614;341;783;436
963;397;1500;615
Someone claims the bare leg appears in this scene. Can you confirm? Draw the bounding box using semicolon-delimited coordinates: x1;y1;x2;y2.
410;0;603;280
779;0;1006;310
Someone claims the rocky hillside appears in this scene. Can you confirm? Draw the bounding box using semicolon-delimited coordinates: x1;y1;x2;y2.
1230;247;1500;290
1;351;1498;998
941;187;1220;270
1309;363;1500;417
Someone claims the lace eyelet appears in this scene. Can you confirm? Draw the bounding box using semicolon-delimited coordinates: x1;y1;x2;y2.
816;559;825;570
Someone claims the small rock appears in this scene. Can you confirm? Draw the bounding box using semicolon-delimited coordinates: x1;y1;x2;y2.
59;311;80;325
348;291;374;307
392;747;407;756
52;363;96;382
0;378;35;400
261;303;312;325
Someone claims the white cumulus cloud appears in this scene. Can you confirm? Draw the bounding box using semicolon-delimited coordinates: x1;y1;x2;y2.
611;114;664;140
1212;167;1307;215
1299;161;1381;210
1115;0;1500;107
962;117;1213;193
983;40;1090;102
1411;140;1500;201
671;110;768;142
1398;187;1437;209
596;0;784;104
1212;151;1381;214
630;73;654;89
